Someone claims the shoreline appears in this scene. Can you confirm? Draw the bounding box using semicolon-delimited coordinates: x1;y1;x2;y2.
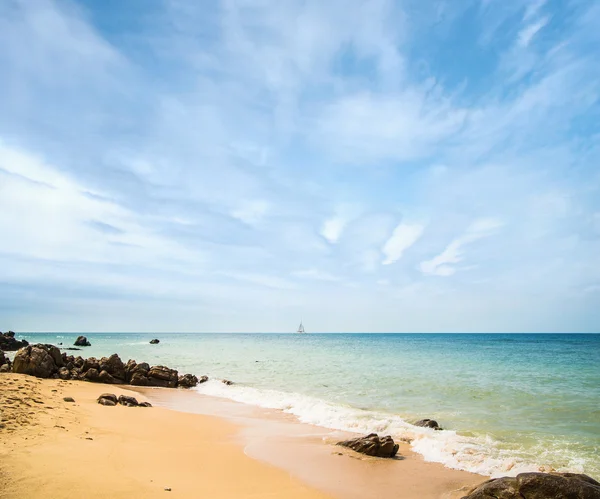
0;373;485;499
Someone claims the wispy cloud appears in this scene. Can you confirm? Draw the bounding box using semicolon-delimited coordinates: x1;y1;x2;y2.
382;223;425;265
518;16;549;47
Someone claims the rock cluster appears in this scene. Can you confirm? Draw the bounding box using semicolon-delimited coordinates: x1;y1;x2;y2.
461;472;600;499
10;344;206;390
0;349;11;372
414;418;443;430
74;336;91;347
0;331;29;351
337;433;399;458
97;393;152;407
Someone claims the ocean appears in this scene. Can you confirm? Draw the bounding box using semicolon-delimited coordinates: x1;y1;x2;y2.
12;332;600;479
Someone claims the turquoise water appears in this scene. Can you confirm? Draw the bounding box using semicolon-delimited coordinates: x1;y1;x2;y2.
13;332;600;478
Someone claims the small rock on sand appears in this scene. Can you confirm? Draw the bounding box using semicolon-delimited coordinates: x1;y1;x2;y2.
63;397;75;402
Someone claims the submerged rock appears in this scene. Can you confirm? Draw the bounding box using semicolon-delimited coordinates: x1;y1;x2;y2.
74;335;91;347
178;374;199;388
414;419;443;430
198;375;208;384
461;472;600;499
0;331;29;351
222;379;233;386
149;339;160;344
337;433;399;458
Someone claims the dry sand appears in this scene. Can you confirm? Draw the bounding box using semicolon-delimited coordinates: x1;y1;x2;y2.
0;374;484;499
0;374;331;499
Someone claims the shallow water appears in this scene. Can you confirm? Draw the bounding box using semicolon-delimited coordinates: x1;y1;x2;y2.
15;332;600;478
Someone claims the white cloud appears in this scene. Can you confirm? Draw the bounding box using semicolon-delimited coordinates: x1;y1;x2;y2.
420;218;504;276
518;16;549;47
320;216;347;243
292;269;340;281
231;200;269;225
382;222;425;265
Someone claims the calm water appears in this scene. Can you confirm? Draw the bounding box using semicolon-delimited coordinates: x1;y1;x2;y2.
14;332;600;478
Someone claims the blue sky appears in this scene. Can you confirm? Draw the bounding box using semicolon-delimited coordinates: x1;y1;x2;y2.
0;0;599;332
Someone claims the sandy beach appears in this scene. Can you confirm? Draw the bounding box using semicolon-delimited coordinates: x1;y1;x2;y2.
0;372;485;499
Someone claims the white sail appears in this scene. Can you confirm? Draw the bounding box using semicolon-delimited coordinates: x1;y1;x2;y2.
297;321;305;333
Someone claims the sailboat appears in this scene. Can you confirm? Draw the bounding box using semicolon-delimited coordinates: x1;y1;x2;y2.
297;320;306;334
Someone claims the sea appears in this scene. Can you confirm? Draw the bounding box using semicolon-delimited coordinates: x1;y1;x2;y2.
12;332;600;479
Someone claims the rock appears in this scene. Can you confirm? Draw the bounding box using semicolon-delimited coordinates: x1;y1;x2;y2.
99;354;125;381
337;433;399;458
97;397;116;406
98;370;119;384
150;339;160;344
12;344;63;378
0;349;7;368
63;397;75;402
118;395;139;407
414;419;443;430
222;379;233;386
0;364;10;373
74;356;84;368
57;367;71;380
130;372;149;386
97;393;118;404
74;335;91;347
178;374;199;388
83;368;100;382
82;357;100;372
0;331;29;351
147;365;178;388
139;402;152;407
461;472;600;499
198;375;208;384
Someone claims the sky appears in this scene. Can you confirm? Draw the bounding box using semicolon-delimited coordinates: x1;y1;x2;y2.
0;0;599;333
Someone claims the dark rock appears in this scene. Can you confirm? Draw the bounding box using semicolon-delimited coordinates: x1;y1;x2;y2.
150;339;160;344
57;367;71;380
138;402;152;407
97;393;118;404
63;397;75;402
61;347;81;351
414;419;443;430
74;335;91;347
99;354;125;381
337;433;399;458
0;364;10;373
461;472;600;499
99;369;120;384
0;349;7;368
118;395;139;407
83;368;100;382
12;344;63;378
147;365;178;388
74;356;84;368
178;374;199;388
0;331;29;351
130;372;149;386
198;375;208;384
82;357;100;372
97;397;116;406
222;379;233;386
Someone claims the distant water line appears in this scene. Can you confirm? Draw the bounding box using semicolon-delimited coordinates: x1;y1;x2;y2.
13;332;600;479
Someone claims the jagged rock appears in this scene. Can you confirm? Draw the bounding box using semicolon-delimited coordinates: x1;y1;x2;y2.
199;375;208;384
98;370;119;384
178;374;199;388
337;433;399;458
99;354;125;381
139;402;152;407
82;357;100;372
461;472;600;499
0;331;29;351
414;419;443;430
74;356;84;368
83;368;100;382
150;339;160;344
222;379;233;385
12;344;63;378
97;397;116;406
130;372;149;386
97;393;118;404
74;335;91;347
147;365;178;388
118;395;139;407
57;367;71;380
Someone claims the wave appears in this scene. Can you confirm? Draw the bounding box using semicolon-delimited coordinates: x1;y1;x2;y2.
194;379;586;478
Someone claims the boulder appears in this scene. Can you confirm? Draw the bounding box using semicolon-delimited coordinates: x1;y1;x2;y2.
337;433;399;458
74;335;91;347
178;374;199;388
0;349;7;368
130;372;149;386
98;370;119;384
83;368;100;382
150;339;160;344
199;375;208;384
139;402;152;407
0;364;10;373
63;397;75;403
222;379;233;386
147;365;178;388
57;367;71;380
0;331;29;351
414;419;443;430
12;344;63;378
461;472;600;499
118;395;139;407
97;397;116;406
97;393;118;404
99;354;125;381
82;357;100;372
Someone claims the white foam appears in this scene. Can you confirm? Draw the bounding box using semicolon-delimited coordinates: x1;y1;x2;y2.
194;379;566;477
